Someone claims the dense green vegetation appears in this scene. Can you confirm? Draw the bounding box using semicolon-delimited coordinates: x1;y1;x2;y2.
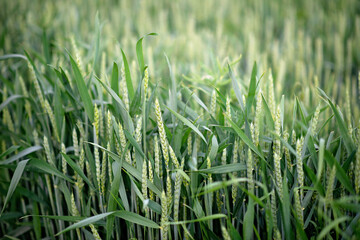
1;0;360;239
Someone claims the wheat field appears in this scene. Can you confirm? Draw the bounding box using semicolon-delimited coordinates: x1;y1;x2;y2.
0;0;360;239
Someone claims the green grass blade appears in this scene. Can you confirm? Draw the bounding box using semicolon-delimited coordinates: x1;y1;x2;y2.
1;159;29;215
121;49;134;100
167;214;226;225
243;199;254;240
166;105;207;144
110;62;119;96
197;163;245;174
226;116;264;160
228;64;244;111
106;160;123;240
327;99;355;153
29;159;74;183
69;53;94;122
56;212;114;236
0;146;20;159
136;33;157;74
114;211;159;229
0;95;24;112
0;54;27;61
316;216;350;240
0;146;42;165
246;62;257;116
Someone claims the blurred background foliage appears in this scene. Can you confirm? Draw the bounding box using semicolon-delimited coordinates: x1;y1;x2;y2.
1;0;359;104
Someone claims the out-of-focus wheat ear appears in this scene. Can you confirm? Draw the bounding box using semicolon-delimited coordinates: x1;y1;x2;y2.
187;134;192;156
70;192;79;216
142;160;149;218
311;104;321;135
43;136;55;166
283;130;291;171
294;188;304;238
100;143;108;196
61;143;67;175
326;165;336;203
33;129;40;147
207;156;212;183
107;142;113;186
118;122;131;164
154;135;161;179
232;139;239;206
70;192;81;238
149;160;154;201
216;191;223;213
121;65;130;111
225;95;231;127
160;191;168;240
94;104;100;140
70;36;85;77
247;148;254;194
19;76;32;119
296;137;305;199
72;128;79;157
292;129;296;145
143;68;149;100
89;224;101;240
28;61;45;111
106;110;112;142
133;115;143;167
271;189;277;228
210;89;217;117
221;225;231;240
274;228;281;240
99;105;104;140
45;99;60;142
173;159;184;222
76;147;85;193
273;106;283;199
166;173;172;212
221;148;227;181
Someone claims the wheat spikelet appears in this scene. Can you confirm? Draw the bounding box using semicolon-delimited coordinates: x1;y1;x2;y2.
296;137;305;199
247;148;254;193
210;90;217;116
148;160;154;201
294;188;304;233
273;106;283;199
89;224;102;240
169;144;180;169
73;128;79;157
61;143;67;175
155;98;170;169
160;191;168;240
143;68;149;99
232;139;239;206
121;65;130;112
45;99;60;142
28;62;45;111
221;225;231;240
